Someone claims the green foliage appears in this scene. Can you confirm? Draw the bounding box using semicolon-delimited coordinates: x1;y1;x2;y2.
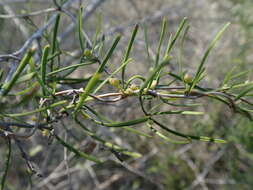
1;3;253;189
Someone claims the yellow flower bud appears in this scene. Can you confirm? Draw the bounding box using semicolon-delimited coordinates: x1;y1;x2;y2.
31;116;37;122
183;73;192;84
42;129;50;137
130;84;138;91
30;45;37;53
21;10;26;14
150;80;157;89
149;67;154;73
124;88;134;95
143;88;148;94
108;77;120;88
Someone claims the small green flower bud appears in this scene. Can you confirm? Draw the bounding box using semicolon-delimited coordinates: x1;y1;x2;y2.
83;49;92;57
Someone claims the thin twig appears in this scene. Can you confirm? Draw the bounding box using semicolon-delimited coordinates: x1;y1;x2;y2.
185;148;226;190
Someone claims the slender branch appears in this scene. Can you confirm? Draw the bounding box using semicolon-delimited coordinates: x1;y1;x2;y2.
0;0;78;63
0;8;57;18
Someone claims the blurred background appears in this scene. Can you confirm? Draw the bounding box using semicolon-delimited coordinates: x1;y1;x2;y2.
0;0;253;189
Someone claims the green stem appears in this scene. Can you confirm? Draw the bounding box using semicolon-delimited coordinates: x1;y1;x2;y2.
1;48;35;96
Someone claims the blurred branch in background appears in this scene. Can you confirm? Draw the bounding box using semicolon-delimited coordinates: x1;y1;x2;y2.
0;7;58;19
1;3;29;38
0;0;76;61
